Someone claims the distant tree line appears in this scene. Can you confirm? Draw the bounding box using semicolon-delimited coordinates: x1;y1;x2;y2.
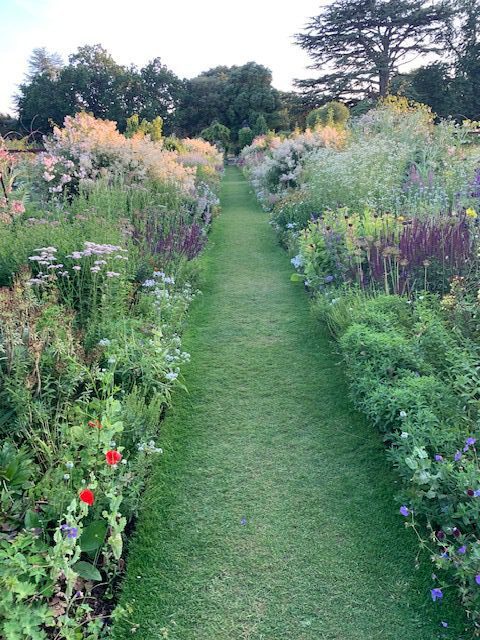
2;45;310;150
5;0;477;152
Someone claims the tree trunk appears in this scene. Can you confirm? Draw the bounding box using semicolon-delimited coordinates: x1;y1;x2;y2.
379;67;390;97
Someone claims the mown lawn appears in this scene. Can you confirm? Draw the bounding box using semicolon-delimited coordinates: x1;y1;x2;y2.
112;167;467;640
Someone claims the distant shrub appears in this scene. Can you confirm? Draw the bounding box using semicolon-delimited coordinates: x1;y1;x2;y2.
306;101;350;129
238;126;255;149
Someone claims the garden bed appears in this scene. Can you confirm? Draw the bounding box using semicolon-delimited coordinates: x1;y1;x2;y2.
243;97;480;634
0;113;222;639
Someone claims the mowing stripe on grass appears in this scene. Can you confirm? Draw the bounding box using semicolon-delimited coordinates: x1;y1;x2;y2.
112;167;466;640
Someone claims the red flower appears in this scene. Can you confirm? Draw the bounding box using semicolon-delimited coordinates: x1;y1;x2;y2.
79;489;95;506
105;450;122;466
88;419;102;429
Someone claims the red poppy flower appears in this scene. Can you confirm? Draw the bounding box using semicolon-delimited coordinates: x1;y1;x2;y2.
79;489;95;506
88;419;102;429
105;450;122;466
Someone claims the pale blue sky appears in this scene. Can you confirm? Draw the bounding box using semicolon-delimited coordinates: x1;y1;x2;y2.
0;0;327;114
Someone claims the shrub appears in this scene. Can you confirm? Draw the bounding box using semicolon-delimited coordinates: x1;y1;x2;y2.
306;101;350;129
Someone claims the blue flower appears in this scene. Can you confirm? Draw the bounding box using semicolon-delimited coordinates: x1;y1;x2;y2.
291;255;304;269
431;588;443;601
324;275;334;283
466;437;476;447
454;450;462;461
476;575;480;585
435;454;443;462
458;546;467;555
240;517;247;526
440;621;448;628
60;524;78;539
399;505;410;517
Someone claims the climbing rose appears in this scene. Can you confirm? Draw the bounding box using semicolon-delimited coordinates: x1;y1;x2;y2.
106;450;122;465
79;489;95;506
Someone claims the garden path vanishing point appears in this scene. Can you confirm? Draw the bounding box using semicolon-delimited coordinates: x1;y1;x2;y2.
112;167;466;640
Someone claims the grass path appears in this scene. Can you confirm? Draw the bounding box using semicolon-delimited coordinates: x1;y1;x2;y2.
112;167;466;639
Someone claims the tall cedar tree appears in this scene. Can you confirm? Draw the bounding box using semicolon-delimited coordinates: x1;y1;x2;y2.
295;0;451;101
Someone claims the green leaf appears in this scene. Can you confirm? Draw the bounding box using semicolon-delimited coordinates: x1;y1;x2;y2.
405;457;418;470
108;531;123;560
290;273;304;282
24;510;43;531
80;520;107;553
72;561;102;581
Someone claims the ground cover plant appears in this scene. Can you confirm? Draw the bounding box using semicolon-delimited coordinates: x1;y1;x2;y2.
243;97;480;634
0;114;222;639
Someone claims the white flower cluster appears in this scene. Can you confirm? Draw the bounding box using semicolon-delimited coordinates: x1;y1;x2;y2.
27;241;128;286
27;247;69;284
137;440;163;455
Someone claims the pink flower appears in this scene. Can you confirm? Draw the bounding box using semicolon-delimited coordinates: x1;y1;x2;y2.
43;172;55;182
42;155;56;168
10;201;25;215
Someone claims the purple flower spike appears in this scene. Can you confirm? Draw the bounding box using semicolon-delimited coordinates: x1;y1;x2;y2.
454;450;462;461
435;454;443;462
431;588;443;601
458;546;467;555
466;437;476;447
400;505;410;517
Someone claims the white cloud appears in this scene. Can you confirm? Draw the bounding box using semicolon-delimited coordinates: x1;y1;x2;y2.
0;0;325;114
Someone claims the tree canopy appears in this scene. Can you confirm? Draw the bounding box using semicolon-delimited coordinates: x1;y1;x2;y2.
175;62;283;141
390;0;480;120
295;0;451;101
16;45;184;136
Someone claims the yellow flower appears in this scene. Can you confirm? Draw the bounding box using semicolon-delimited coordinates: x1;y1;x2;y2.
466;207;477;219
397;215;405;221
440;294;456;310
